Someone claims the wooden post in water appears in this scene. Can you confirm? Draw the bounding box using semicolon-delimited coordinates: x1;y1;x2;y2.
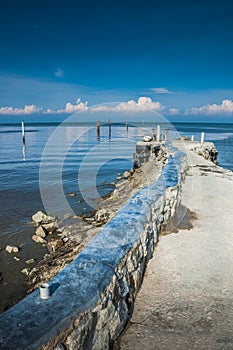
108;118;111;139
157;124;161;142
22;120;25;146
97;120;100;139
21;120;26;160
200;132;205;143
126;121;128;132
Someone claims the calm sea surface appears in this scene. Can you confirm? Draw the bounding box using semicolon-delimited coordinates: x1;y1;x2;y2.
0;121;233;311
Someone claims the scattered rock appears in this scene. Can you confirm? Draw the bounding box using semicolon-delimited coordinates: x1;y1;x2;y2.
5;245;19;254
62;237;69;243
13;257;20;261
69;192;77;197
124;170;131;179
73;215;84;220
21;268;30;276
32;235;47;244
48;238;63;253
63;213;73;220
35;226;47;238
85;217;95;222
32;211;55;225
95;208;110;223
55;344;66;350
26;259;36;265
130;168;135;175
182;135;190;141
41;222;57;233
116;174;122;181
41;222;58;235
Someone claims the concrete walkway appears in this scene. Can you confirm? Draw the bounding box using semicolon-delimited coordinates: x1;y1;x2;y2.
115;142;233;350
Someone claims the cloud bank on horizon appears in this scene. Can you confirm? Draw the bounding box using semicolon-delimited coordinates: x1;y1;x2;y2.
1;97;233;117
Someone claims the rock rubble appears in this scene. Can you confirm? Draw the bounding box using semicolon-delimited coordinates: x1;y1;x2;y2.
24;141;171;294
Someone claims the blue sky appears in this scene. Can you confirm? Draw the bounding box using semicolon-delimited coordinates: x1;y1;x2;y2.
0;0;233;122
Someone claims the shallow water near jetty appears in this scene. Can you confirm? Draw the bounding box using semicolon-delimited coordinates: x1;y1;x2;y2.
0;123;141;311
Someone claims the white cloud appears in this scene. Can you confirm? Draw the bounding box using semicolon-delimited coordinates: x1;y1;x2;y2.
185;99;233;115
45;96;164;114
0;104;41;115
167;108;180;115
151;87;175;94
92;97;165;113
44;98;88;114
2;97;232;118
54;67;64;78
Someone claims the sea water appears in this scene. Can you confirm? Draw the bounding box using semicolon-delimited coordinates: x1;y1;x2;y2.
0;122;145;311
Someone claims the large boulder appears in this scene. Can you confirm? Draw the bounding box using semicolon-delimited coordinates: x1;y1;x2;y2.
32;235;47;244
124;171;131;179
32;211;55;225
5;245;19;254
35;226;47;238
41;222;57;233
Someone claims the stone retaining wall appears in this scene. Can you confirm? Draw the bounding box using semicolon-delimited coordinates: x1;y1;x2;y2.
0;148;187;350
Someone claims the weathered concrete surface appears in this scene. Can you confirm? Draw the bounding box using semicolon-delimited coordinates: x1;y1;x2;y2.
115;140;233;350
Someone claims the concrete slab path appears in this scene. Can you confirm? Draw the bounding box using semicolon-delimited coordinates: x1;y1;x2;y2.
115;141;233;350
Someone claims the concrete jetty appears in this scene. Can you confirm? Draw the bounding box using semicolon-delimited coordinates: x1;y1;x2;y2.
116;140;233;349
